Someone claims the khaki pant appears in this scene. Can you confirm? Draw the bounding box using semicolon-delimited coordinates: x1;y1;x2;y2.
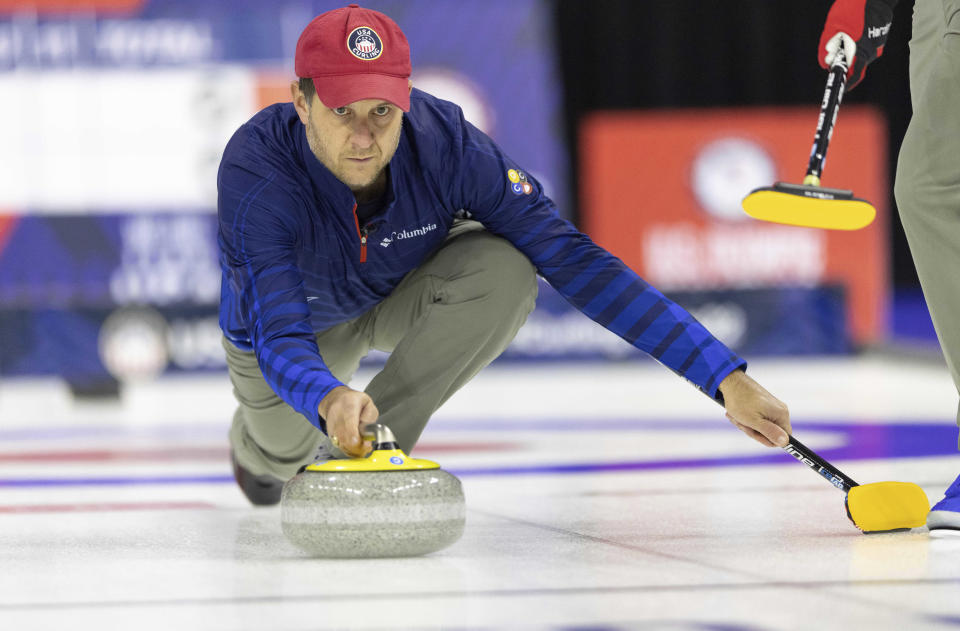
894;0;960;432
225;224;538;481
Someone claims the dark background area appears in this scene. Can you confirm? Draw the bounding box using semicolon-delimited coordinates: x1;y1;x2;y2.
555;0;918;287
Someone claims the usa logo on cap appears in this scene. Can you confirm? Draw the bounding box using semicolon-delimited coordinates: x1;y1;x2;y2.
348;26;383;60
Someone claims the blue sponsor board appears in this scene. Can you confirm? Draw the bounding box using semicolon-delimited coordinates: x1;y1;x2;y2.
0;213;219;309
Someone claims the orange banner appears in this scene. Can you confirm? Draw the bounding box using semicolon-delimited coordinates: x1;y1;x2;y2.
255;72;295;111
580;107;888;345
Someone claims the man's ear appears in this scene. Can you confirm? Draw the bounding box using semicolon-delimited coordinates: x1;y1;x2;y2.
291;80;310;125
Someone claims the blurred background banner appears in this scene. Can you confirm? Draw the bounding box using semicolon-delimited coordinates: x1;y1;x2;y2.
580;106;889;351
0;0;936;388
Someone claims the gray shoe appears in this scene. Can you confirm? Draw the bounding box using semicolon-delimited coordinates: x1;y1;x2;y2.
231;451;284;506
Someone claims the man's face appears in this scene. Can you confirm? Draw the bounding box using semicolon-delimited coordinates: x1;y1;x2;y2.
293;86;403;194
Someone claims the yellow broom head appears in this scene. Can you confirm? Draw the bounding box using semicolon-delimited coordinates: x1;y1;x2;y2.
742;182;876;231
845;481;929;533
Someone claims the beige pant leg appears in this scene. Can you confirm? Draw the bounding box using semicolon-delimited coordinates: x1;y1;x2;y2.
894;0;960;432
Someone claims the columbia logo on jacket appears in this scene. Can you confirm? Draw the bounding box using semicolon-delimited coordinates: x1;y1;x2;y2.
380;223;438;248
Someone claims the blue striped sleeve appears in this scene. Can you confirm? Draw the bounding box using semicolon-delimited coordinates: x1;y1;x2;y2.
218;164;343;431
450;116;746;401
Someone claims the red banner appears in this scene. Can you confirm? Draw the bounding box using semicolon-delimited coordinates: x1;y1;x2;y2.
580;107;888;345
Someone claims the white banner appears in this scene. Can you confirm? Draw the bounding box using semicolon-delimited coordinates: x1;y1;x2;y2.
0;66;256;212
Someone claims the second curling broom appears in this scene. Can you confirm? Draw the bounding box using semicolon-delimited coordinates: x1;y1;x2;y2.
742;41;876;231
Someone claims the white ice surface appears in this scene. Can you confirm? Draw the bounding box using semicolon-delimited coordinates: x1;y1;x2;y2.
1;355;959;631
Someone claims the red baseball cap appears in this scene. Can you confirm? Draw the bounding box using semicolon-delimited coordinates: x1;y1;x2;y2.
294;4;412;111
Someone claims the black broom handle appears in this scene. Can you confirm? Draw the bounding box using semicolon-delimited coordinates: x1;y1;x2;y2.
805;44;849;184
783;435;859;492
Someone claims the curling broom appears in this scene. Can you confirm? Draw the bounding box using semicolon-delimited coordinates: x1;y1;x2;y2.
784;435;928;533
742;43;876;231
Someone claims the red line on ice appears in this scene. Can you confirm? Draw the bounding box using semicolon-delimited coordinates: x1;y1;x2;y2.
0;501;216;513
0;442;517;463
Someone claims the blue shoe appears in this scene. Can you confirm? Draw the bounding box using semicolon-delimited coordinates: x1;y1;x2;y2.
928;474;960;535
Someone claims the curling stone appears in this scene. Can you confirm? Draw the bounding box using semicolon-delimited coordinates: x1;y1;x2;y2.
280;423;465;558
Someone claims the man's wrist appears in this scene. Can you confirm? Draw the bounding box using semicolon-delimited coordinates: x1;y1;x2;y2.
318;384;348;420
717;366;748;397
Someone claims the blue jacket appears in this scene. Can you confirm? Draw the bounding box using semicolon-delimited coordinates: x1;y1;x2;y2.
218;89;746;431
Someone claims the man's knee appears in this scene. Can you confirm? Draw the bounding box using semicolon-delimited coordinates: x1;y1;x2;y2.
443;232;538;312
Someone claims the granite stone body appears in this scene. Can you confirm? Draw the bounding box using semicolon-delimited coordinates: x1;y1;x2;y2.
280;468;465;558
